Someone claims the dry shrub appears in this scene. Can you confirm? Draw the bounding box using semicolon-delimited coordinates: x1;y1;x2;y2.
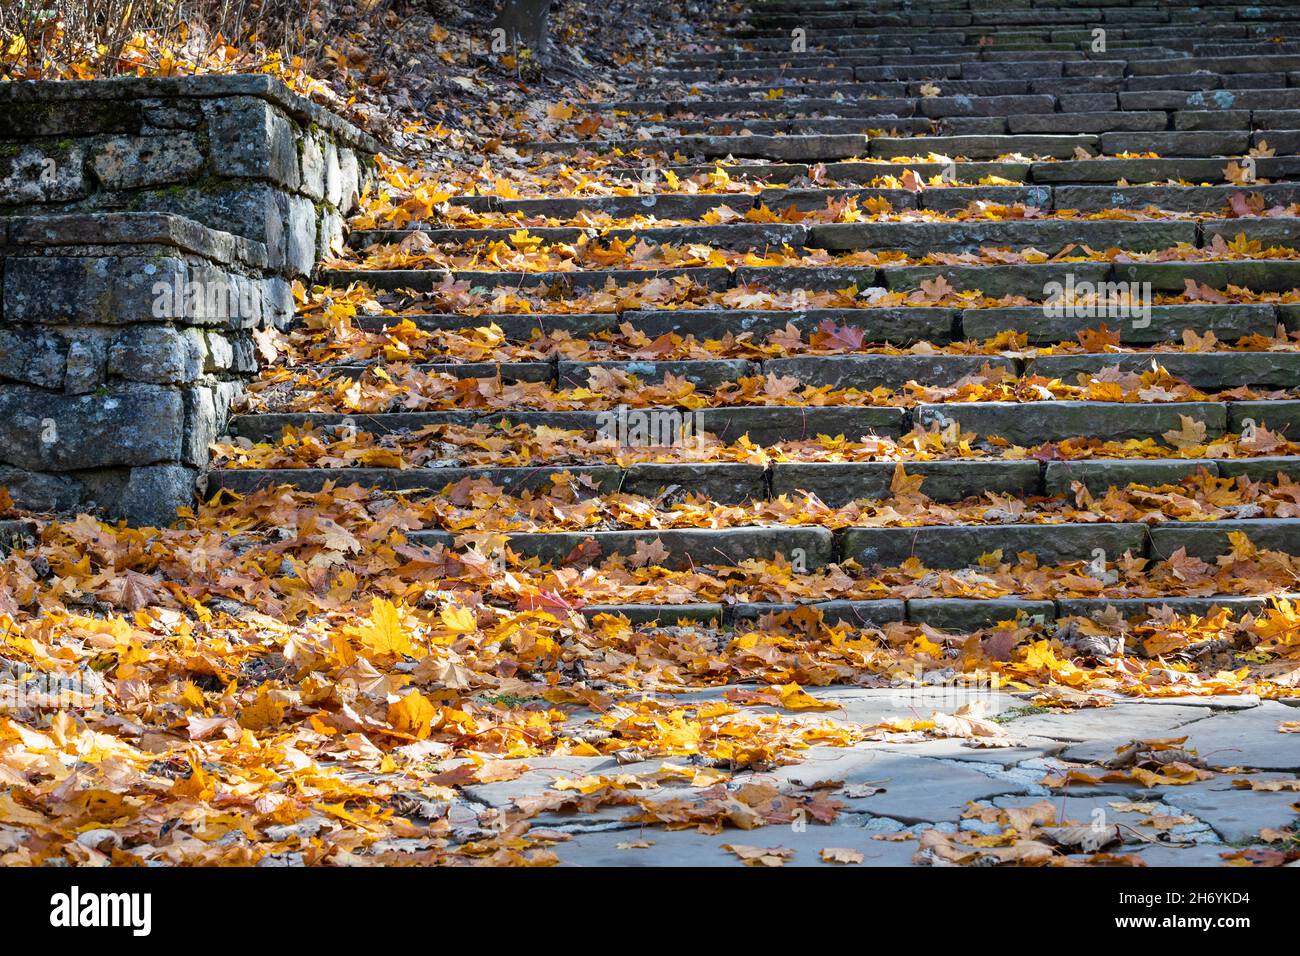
0;0;401;77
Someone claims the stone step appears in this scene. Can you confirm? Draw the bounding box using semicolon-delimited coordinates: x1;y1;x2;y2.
315;266;736;292
961;304;1276;344
841;522;1148;567
524;133;870;162
1055;595;1282;621
663;117;935;136
317;344;1292;393
1051;183;1300;211
207;463;771;503
319;361;553;383
227;405;911;445
320;255;1300;300
868;133;1097;159
408;525;837;571
760;353;1015;389
347;222;810;252
614;306;958;342
344;303;1280;348
374;518;1298;572
227;399;1246;450
1026;352;1300;391
416;182;1297;231
1147;518;1300;559
771;459;1041;503
556;358;758;389
1227;399;1300;434
808;219;1196;255
208;452;1300;506
914;400;1227;444
582;594;1291;630
1112;259;1300;293
729;599;906;626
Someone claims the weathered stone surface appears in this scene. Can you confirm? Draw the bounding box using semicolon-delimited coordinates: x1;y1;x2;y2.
914;401;1227;444
107;326;204;384
918;93;1055;117
0;142;89;203
1065;702;1300;770
1227;400;1300;434
870;133;1095;158
0;466;81;513
772;460;1040;504
497;527;834;570
1034;352;1300;390
962;304;1274;345
119;464;198;527
1055;183;1300;213
1216;455;1300;484
622;463;766;502
1154;774;1300;844
63;335;106;394
763;748;1032;823
907;598;1055;629
1056;596;1273;620
621;307;956;343
1010;110;1165;134
1113;259;1300;293
0;99;144;137
4;253;187;325
696;405;907;444
553;812;920;867
91;133;204;190
559;359;756;390
0;518;38;553
204;97;299;188
842;522;1148;568
811;219;1193;255
1009;702;1211;744
207;465;622;497
0;327;67;389
883;261;1111;298
1148;519;1300;559
0;383;183;471
729;599;906;627
1043;459;1214;496
765;354;1013;390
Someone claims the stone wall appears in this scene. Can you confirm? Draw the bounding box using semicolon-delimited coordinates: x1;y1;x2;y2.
0;212;287;525
0;76;382;527
0;75;380;276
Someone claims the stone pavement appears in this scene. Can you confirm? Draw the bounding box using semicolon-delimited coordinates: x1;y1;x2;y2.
449;687;1298;866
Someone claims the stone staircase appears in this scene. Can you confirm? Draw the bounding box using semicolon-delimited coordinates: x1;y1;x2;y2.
213;0;1300;630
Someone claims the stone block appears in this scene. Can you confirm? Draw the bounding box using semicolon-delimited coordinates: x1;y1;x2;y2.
204;96;299;188
0;382;184;471
91;133;204;190
0;327;66;389
107;325;204;384
0;142;90;203
119;464;198;527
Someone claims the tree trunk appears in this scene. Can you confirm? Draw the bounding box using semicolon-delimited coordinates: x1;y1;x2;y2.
493;0;553;60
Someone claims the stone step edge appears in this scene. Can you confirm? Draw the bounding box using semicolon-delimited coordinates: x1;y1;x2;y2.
316;258;1300;293
377;519;1300;567
204;457;1300;502
490;594;1297;629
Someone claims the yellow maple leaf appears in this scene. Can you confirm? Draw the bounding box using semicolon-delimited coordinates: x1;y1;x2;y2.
440;605;477;633
346;597;415;659
388;690;437;739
